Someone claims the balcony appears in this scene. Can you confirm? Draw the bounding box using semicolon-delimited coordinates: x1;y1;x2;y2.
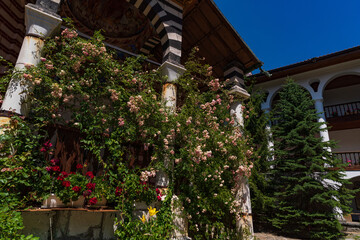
324;101;360;130
334;151;360;170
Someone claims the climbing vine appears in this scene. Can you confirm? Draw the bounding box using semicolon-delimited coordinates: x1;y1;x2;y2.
0;23;254;239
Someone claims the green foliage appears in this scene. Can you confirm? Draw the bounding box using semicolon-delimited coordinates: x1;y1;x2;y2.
243;86;274;230
0;26;255;239
115;191;174;239
269;79;355;240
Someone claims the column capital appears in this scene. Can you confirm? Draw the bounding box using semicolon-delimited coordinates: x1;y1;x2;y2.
158;61;186;83
228;85;250;100
25;4;62;38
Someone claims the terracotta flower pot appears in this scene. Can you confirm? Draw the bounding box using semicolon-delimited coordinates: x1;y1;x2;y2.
68;196;85;208
94;195;107;207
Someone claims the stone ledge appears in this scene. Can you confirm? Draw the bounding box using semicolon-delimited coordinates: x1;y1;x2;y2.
19;208;119;212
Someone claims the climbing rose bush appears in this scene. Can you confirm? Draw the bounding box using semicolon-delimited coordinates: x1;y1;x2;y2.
0;25;254;239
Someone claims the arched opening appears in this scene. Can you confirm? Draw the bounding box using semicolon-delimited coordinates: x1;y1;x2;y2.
323;75;360;120
324;75;360;168
60;0;181;64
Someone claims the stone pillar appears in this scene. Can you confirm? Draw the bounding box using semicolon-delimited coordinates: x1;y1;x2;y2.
158;61;187;239
0;3;62;118
156;61;185;187
226;64;254;239
314;98;330;143
263;107;274;162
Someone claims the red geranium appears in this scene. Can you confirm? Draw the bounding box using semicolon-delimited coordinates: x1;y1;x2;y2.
76;164;83;169
72;186;81;192
89;197;97;205
156;188;160;194
115;187;122;196
57;176;64;181
86;171;94;179
52;166;60;172
62;180;71;187
61;171;68;178
83;190;92;197
86;182;96;190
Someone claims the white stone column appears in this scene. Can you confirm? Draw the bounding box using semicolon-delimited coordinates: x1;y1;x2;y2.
314;98;330;143
156;61;185;187
229;89;254;239
1;4;62;116
158;61;187;239
226;64;253;239
263;107;274;162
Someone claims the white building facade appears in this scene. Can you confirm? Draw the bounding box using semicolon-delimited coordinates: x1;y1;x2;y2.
255;46;360;221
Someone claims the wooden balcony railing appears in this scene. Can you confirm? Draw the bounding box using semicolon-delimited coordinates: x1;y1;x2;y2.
324;101;360;120
333;151;360;167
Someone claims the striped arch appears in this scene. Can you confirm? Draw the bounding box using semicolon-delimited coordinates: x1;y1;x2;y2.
126;0;183;64
140;36;161;55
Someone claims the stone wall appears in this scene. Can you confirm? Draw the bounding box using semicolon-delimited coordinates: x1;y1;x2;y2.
21;209;118;240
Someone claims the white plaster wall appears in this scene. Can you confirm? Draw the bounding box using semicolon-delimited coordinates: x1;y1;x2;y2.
329;128;360;152
255;59;360;110
323;84;360;107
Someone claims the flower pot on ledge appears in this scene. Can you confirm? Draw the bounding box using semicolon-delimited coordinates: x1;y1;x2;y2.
86;196;107;208
41;194;85;208
41;194;66;208
68;196;85;208
94;196;107;207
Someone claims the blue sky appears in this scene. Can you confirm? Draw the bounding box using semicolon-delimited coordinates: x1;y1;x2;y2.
213;0;360;72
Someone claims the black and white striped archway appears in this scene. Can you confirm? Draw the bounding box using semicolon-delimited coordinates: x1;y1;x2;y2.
126;0;183;64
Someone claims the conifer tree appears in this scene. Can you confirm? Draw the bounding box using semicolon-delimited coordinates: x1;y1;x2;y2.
244;89;274;230
270;79;354;240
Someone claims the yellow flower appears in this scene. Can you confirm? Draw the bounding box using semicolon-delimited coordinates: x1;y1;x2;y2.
148;206;159;217
139;214;146;223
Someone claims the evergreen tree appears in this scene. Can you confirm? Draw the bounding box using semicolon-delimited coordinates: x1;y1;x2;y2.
270;79;354;240
244;88;274;231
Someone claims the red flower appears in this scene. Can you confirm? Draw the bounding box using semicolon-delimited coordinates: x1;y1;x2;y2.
157;195;162;201
52;166;60;172
83;190;92;197
50;159;59;165
86;182;96;190
89;197;97;205
115;187;122;196
61;171;68;178
156;188;160;194
76;164;83;169
44;140;52;148
40;147;47;152
57;176;64;181
62;181;71;187
72;186;81;193
86;171;94;179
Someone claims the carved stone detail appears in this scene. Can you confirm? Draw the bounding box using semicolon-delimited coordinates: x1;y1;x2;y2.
25;4;62;38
